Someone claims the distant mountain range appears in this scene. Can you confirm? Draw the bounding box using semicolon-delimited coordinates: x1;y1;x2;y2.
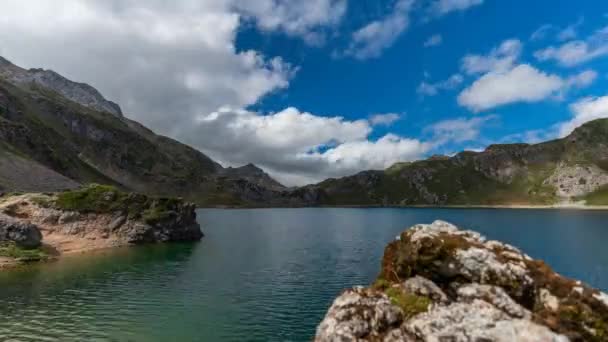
308;120;608;206
1;56;607;206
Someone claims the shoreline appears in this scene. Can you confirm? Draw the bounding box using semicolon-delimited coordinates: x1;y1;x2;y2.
198;204;608;211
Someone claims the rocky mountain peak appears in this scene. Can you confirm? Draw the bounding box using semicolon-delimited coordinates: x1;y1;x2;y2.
0;56;122;117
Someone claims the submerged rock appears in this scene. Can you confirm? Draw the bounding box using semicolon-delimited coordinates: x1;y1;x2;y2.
315;220;608;342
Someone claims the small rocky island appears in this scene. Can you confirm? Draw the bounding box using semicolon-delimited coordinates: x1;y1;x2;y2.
315;221;608;341
0;184;203;268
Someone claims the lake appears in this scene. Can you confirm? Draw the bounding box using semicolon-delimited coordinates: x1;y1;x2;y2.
1;208;608;341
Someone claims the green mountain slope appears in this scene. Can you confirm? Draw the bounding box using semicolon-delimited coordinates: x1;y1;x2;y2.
308;119;608;206
0;57;286;206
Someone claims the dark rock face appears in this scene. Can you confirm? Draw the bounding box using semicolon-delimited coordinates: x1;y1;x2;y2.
316;221;608;341
0;213;42;248
121;203;203;244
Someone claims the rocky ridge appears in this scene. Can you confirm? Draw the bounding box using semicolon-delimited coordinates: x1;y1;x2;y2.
315;221;608;341
0;56;122;117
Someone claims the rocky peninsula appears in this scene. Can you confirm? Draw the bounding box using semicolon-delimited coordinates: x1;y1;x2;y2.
315;221;608;341
0;184;203;269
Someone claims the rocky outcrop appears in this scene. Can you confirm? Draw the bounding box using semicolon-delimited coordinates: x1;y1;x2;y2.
544;163;608;199
315;221;608;341
0;187;203;260
0;213;42;248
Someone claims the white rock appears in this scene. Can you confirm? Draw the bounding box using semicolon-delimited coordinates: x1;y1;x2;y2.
457;284;531;319
406;300;568;342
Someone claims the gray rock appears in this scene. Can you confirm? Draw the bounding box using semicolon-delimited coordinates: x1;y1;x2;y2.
0;213;42;248
58;211;80;224
401;276;449;304
0;57;122;116
405;300;568;342
457;284;530;319
315;288;409;342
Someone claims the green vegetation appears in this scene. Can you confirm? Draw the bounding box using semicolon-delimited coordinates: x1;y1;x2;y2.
385;287;431;319
580;185;608;205
0;242;47;262
53;184;182;224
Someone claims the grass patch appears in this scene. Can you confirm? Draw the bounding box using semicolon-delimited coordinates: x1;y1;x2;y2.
385;287;431;319
579;185;608;205
0;242;48;262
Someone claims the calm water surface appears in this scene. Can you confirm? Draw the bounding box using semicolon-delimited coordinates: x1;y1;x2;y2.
1;208;608;341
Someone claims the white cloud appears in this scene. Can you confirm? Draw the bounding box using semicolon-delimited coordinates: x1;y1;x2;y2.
535;25;608;66
559;96;608;136
426;115;497;145
565;69;598;88
557;17;584;42
369;113;402;126
345;0;414;60
430;0;484;16
0;0;305;136
530;24;555;41
424;34;443;47
234;0;347;45
192;107;428;185
417;74;463;96
458;64;565;112
461;39;523;75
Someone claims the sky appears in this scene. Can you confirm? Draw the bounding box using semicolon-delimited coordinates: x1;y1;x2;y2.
1;0;608;185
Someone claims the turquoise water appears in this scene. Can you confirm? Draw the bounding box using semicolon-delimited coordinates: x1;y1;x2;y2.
1;208;608;341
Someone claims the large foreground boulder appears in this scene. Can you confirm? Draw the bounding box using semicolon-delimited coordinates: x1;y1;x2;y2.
315;221;608;342
0;213;42;248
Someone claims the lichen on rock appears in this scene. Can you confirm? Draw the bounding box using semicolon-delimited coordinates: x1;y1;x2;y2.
315;220;608;342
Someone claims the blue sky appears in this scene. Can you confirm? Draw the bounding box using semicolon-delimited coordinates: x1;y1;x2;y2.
2;0;608;185
244;0;608;152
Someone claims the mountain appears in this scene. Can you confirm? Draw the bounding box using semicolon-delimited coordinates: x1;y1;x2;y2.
2;56;608;207
0;56;288;205
307;119;608;206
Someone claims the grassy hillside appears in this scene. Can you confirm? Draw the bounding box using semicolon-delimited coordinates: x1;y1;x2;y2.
312;120;608;206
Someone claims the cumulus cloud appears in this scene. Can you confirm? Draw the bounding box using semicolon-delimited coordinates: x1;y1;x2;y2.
192;107;428;185
534;25;608;66
426;115;497;145
417;74;463;96
458;64;565;112
430;0;484;17
345;0;414;60
559;96;608;136
461;39;523;75
369;113;402;126
458;38;597;112
0;0;302;135
424;34;443;47
3;0;432;186
234;0;347;45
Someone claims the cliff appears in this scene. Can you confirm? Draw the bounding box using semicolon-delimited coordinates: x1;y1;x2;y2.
315;221;608;341
0;184;203;268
